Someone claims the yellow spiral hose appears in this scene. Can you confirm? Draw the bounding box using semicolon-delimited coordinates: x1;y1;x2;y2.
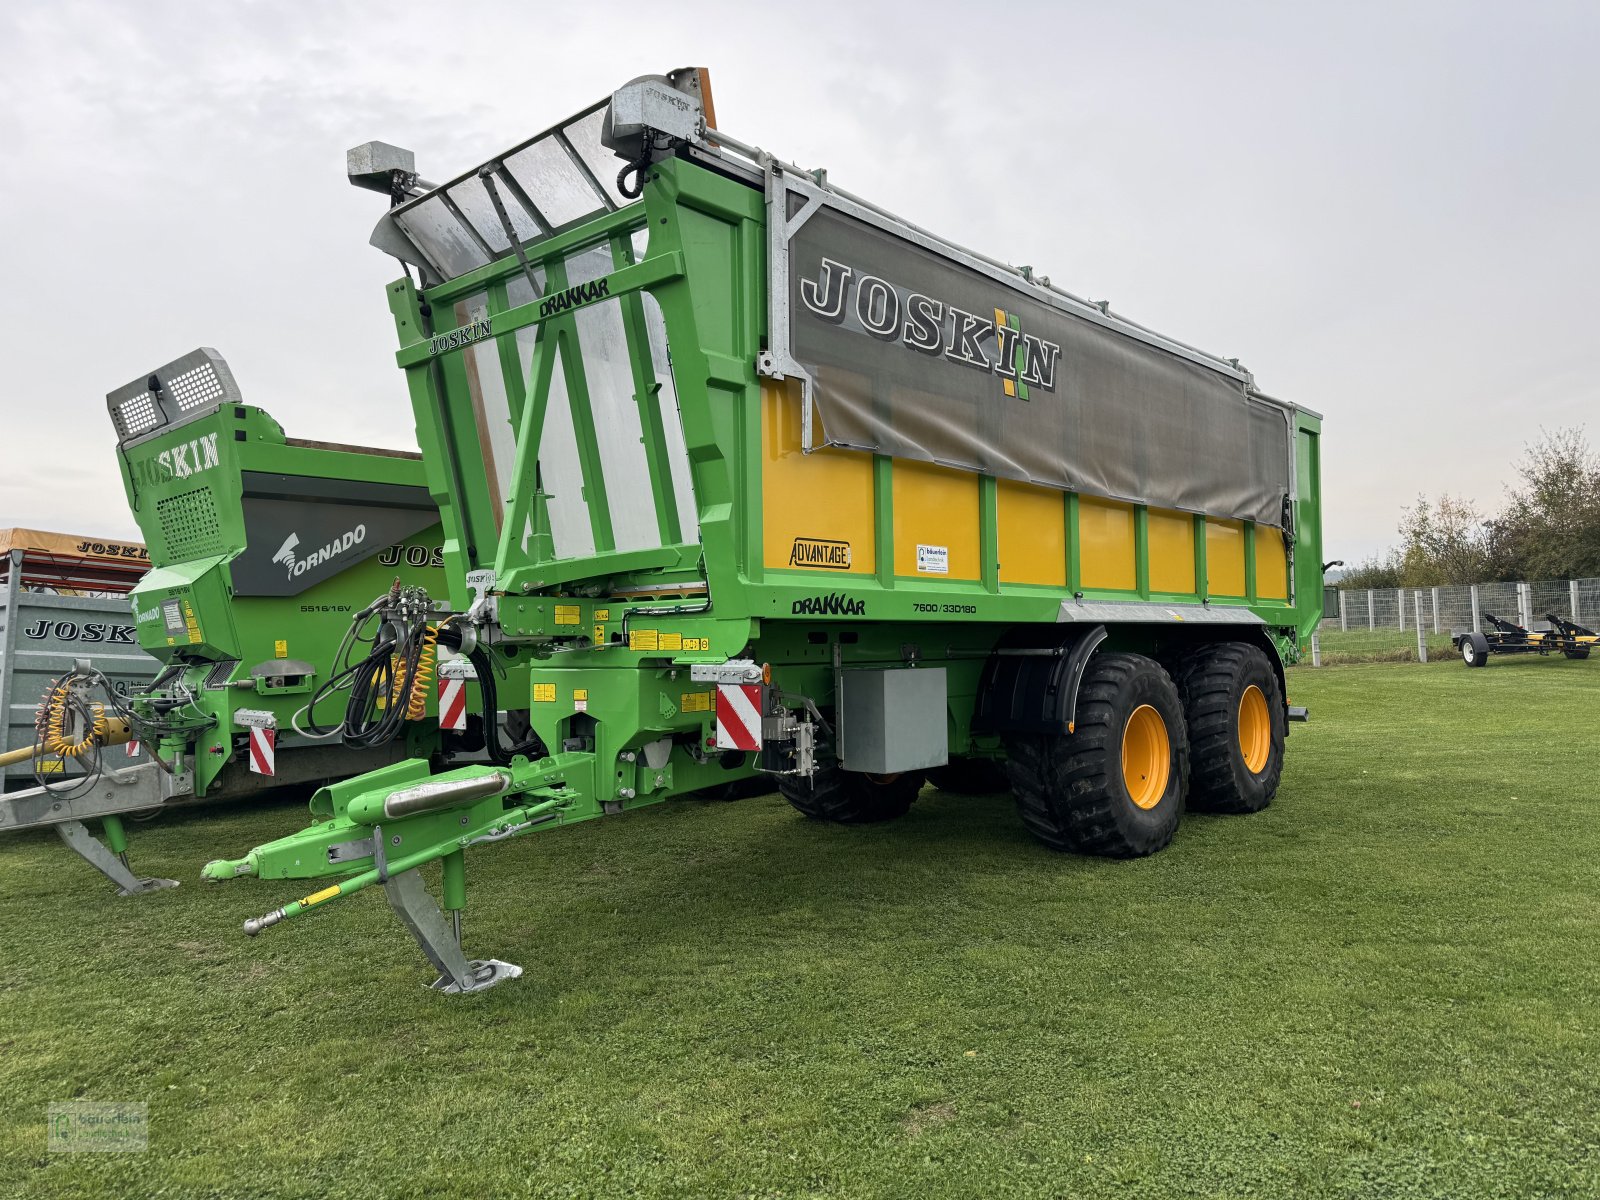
406;626;437;722
34;679;105;759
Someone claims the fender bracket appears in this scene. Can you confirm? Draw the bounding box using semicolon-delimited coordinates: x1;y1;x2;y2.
970;624;1108;737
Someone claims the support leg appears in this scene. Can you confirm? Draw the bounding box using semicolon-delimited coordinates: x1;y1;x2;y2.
54;820;179;896
381;867;521;995
440;848;468;945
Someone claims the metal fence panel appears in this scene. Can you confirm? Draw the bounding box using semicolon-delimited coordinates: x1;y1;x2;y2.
1314;577;1600;665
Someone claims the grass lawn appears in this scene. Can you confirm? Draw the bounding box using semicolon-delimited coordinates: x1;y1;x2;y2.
1;658;1596;1198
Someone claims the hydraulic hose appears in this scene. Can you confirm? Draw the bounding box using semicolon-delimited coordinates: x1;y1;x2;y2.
27;667;150;797
468;644;546;766
298;585;436;748
433;621;545;765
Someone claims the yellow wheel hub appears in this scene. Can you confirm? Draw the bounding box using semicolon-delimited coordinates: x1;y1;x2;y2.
1121;704;1170;810
1238;684;1271;774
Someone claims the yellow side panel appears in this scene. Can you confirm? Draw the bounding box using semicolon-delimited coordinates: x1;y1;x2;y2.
1255;524;1289;600
1206;519;1247;597
998;480;1066;587
1079;497;1136;592
893;460;980;579
761;381;875;574
1147;508;1196;595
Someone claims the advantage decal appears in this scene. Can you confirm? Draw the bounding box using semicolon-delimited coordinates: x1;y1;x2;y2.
428;316;492;356
538;277;611;319
129;431;221;489
799;257;1061;400
789;537;852;570
272;525;367;581
791;593;866;616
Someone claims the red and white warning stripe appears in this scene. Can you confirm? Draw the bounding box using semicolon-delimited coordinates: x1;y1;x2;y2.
125;738;140;759
235;709;277;777
438;675;467;732
247;726;276;776
715;683;763;751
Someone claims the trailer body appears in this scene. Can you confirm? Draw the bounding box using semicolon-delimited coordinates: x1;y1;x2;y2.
208;71;1325;992
0;534;158;786
109;349;451;799
0;352;489;893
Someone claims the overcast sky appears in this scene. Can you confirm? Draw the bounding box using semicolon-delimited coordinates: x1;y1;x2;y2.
2;0;1596;564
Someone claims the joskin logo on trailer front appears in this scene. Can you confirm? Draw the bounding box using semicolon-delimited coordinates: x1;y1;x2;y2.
127;431;221;489
428;317;493;357
798;261;1060;400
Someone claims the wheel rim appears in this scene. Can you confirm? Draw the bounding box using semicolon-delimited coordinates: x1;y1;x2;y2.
1121;704;1171;809
1238;685;1271;774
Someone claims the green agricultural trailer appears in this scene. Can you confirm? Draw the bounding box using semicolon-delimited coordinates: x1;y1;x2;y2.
0;349;538;894
206;69;1324;993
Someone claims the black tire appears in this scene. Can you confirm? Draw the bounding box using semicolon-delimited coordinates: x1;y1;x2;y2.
1564;648;1590;660
1004;652;1187;857
777;752;924;824
691;777;770;802
926;757;1010;794
1461;632;1490;668
1173;642;1285;815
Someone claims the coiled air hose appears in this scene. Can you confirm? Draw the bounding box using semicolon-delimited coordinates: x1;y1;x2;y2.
24;665;167;797
405;625;437;722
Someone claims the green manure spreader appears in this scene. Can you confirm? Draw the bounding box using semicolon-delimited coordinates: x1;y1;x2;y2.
206;68;1324;993
0;350;536;895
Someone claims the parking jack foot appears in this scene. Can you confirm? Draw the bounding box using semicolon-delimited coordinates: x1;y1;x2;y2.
54;820;180;896
382;868;522;995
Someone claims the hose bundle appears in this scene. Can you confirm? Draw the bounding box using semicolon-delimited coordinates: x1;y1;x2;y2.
296;584;437;748
433;624;547;766
28;664;186;796
36;678;105;759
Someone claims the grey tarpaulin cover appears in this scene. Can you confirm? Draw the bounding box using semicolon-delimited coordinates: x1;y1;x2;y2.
786;205;1291;527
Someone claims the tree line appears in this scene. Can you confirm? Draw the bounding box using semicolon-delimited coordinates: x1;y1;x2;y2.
1339;429;1600;589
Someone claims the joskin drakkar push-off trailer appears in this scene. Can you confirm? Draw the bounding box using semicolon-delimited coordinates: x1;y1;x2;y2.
0;350;538;894
205;69;1324;993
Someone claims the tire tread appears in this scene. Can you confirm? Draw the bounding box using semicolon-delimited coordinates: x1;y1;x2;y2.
1173;642;1283;814
1004;653;1186;857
